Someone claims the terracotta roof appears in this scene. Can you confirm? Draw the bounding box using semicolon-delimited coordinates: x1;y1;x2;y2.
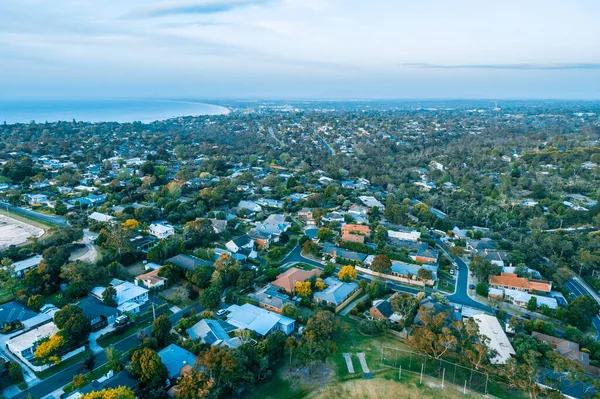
341;233;365;243
272;267;322;293
489;273;551;292
341;224;371;236
136;268;167;287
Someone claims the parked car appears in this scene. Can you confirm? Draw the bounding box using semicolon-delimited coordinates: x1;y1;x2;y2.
216;309;227;317
468;284;475;290
114;315;129;327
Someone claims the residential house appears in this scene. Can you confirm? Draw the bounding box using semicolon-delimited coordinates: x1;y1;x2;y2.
249;285;294;314
88;212;114;223
166;254;213;271
7;322;59;361
341;233;365;243
532;332;600;376
136;268;167;289
237;200;262;214
204;218;228;234
26;194;49;206
12;255;43;277
483;251;509;267
390;261;438;284
489;273;552;293
77;296;120;331
472;314;515;364
341;224;371;237
70;370;140;399
130;235;159;252
369;294;403;324
297;208;313;220
226;235;255;253
91;279;149;313
387;229;421;242
358;195;384;209
503;289;558;310
410;248;439;264
225;303;295;336
187;319;240;348
149;223;175;239
158;344;198;380
321;243;368;262
271;267;323;293
0;301;38;329
313;277;359;308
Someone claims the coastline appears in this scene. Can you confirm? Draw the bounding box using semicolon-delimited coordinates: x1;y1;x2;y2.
0;99;231;124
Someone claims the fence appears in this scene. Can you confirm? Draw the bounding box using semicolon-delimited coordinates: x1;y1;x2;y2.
380;345;489;396
0;202;68;226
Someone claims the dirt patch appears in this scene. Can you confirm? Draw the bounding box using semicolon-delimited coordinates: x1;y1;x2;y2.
0;214;44;249
282;364;334;392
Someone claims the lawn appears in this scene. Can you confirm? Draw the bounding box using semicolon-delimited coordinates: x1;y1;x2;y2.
158;285;195;307
0;287;15;305
124;262;147;278
36;349;93;380
294;263;317;271
437;278;455;294
97;307;173;348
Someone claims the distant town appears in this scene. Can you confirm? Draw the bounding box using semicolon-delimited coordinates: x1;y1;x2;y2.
0;99;599;399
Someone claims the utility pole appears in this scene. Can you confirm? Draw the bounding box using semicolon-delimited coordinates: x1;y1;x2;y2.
152;301;156;321
463;380;467;395
399;365;401;380
441;368;445;389
420;363;424;385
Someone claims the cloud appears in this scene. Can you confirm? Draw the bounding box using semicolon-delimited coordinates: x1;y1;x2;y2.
400;62;600;71
128;0;274;18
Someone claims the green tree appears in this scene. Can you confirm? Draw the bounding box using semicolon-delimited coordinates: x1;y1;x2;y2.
527;296;538;312
130;348;167;388
151;315;172;348
370;254;391;275
281;304;301;320
102;285;117;307
54;305;91;344
469;256;500;282
317;228;334;241
199;286;221;309
568;295;599;328
27;294;44;312
475;282;489;297
8;363;24;384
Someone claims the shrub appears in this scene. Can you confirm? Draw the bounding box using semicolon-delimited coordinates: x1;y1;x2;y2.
476;282;489;297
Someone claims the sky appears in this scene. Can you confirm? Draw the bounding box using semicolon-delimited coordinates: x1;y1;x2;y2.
1;0;600;100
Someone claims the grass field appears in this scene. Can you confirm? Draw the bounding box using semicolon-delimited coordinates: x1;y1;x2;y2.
124;262;147;278
309;372;486;399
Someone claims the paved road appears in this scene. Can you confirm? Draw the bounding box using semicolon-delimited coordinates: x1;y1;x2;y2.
445;256;493;313
12;304;198;399
564;278;600;340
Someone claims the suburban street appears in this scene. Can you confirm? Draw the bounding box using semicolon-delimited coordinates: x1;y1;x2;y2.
11;304;198;399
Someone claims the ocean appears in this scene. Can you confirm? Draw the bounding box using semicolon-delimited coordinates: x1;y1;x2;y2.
0;99;230;124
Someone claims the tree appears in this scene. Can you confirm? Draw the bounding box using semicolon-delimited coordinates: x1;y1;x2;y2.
295;281;312;297
8;363;24;384
417;268;433;281
106;347;122;372
527;296;538;312
122;219;140;232
102;285;117;307
469;256;500;282
54;305;91;344
130;348;167;388
568;295;599;328
475;282;489;297
281;304;301;320
0;258;19;298
337;265;357;282
317;228;334;241
34;334;65;364
199;286;221;309
297;311;339;372
370;254;391;275
504;351;543;399
407;309;457;359
83;353;96;372
151;315;172;347
73;373;87;388
391;293;417;319
365;279;386;298
175;367;213;399
302;240;320;256
197;346;245;397
286;336;299;365
27;294;44;312
81;387;135;399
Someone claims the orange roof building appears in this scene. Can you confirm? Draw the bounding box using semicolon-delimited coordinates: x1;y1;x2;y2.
272;267;323;293
341;224;371;236
489;272;552;293
341;233;365;243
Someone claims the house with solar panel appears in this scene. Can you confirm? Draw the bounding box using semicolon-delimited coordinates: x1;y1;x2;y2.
186;319;241;348
224;303;295;336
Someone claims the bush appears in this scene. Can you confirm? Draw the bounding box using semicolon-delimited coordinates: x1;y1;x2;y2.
357;319;390;335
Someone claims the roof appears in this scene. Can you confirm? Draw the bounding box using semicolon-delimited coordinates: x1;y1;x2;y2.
341;224;371;236
321;243;368;262
77;296;119;322
531;332;590;365
232;235;253;247
504;289;558;309
249;285;293;310
12;255;43;273
489;273;552;293
372;299;393;318
341;233;365;243
187;319;231;345
472;314;515;364
272;267;323;293
92;279;148;307
225;303;294;336
135;268;167;286
313;277;358;306
166;254;213;271
88;212;114;222
149;223;174;234
158;344;198;379
0;301;38;325
76;370;139;396
391;261;438;277
7;322;58;352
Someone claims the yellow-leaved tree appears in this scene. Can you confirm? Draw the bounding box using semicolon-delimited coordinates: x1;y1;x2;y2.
295;281;312;297
34;334;65;364
81;387;135;399
337;265;357;282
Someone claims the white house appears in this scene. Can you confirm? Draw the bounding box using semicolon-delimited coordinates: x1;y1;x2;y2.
388;229;421;242
149;223;175;239
88;212;114;223
7;322;59;361
226;235;255;253
471;314;515;364
91;279;149;313
225;303;295;336
12;255;43;277
27;194;49;206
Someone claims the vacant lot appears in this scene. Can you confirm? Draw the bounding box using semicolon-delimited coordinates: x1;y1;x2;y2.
0;214;44;249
